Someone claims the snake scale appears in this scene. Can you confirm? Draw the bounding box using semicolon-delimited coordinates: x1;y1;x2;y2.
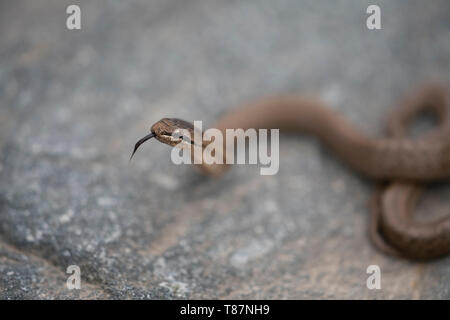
131;84;450;260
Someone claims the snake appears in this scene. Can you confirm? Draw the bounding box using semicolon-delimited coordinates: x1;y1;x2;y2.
131;84;450;260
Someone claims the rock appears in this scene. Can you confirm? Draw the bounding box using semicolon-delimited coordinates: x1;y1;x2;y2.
0;0;449;299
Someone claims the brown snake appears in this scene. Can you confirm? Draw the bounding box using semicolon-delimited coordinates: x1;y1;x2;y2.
131;84;450;260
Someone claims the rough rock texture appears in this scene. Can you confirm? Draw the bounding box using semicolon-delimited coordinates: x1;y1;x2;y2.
1;0;450;299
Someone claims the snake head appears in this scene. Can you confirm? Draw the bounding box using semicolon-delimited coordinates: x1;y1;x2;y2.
151;118;195;147
130;118;195;161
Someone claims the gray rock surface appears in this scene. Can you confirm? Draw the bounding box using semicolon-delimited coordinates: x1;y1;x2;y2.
1;0;449;299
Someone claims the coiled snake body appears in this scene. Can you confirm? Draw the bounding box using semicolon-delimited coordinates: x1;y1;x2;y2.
131;84;450;260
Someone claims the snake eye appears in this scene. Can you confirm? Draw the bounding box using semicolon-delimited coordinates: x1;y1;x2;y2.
181;136;195;144
174;134;194;145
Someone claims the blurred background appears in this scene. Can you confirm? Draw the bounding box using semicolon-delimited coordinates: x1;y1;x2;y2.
0;0;449;299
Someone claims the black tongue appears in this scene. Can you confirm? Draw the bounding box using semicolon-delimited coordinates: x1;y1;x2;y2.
129;132;156;161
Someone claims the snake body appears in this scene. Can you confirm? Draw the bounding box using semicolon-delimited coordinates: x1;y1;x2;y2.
132;84;450;260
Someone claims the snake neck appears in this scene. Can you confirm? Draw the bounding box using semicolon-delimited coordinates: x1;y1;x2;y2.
199;96;449;181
